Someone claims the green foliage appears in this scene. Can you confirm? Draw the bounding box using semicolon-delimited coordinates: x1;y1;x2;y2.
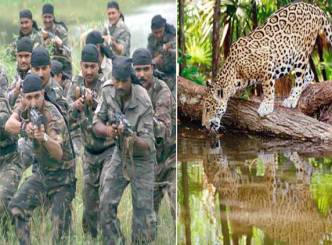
182;0;332;84
0;46;16;82
3;160;175;244
310;172;332;216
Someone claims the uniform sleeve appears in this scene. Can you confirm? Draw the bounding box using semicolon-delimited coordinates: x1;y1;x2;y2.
13;94;24;115
67;81;79;119
116;28;130;56
46;109;65;147
153;87;173;142
136;104;155;151
147;35;157;57
93;88;109;124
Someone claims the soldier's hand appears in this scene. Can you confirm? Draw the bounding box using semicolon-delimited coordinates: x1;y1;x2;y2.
153;54;163;65
33;124;46;142
53;36;63;47
25;122;34;138
14;81;21;95
41;30;49;39
106;124;120;138
103;35;112;45
117;122;124;135
162;43;171;52
85;88;93;105
74;97;84;112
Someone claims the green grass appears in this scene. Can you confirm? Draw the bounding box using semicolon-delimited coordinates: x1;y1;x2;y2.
1;157;175;244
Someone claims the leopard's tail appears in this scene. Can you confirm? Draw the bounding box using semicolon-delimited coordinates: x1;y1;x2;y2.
320;11;332;46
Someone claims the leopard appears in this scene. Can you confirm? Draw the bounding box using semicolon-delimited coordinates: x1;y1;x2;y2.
202;2;332;132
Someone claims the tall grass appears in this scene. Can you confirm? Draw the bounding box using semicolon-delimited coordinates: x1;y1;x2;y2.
0;158;175;244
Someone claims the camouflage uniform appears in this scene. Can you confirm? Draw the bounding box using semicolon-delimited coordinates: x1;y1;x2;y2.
14;77;69;170
9;29;43;58
8;99;75;244
8;69;31;107
94;81;157;244
8;100;75;244
0;66;8;97
147;77;176;220
44;23;72;77
100;57;112;82
0;73;23;235
68;76;115;237
102;19;131;57
147;31;176;93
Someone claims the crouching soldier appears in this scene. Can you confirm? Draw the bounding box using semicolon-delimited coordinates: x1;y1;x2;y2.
5;74;76;244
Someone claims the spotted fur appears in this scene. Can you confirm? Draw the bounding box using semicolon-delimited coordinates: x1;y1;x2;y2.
202;2;332;131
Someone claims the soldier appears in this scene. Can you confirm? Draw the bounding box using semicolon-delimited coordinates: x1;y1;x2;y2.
51;60;71;98
93;56;156;244
86;30;113;82
132;48;176;221
0;70;23;237
102;1;131;57
8;37;33;107
147;15;176;94
68;44;115;238
0;66;8;98
9;9;43;58
41;3;72;77
5;74;75;244
14;47;69;171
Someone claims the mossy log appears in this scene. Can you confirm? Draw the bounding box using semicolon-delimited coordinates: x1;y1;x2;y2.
178;76;332;142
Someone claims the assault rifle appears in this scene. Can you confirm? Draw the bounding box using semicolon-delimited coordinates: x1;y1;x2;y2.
74;86;98;130
112;112;134;136
30;107;47;128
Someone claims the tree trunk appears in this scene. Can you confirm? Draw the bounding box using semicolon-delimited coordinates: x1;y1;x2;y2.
178;76;332;142
212;0;221;81
223;17;232;58
317;36;327;81
251;0;258;29
178;0;186;73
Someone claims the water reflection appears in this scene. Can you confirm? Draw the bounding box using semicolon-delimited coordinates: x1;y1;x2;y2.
178;126;332;245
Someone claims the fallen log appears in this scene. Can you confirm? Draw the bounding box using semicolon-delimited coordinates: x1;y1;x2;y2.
178;76;332;142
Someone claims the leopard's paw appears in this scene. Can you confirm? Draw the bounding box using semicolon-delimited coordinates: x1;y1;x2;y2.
282;96;298;108
257;101;274;117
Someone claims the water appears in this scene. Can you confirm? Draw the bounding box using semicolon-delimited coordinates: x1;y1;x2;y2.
178;125;332;245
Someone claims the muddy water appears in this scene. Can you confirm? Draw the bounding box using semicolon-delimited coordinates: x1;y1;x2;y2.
177;125;332;245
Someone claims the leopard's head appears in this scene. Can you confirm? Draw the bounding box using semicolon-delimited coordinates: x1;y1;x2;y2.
202;84;229;133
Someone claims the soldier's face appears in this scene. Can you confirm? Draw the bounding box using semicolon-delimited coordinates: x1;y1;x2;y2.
113;78;131;98
20;18;33;35
134;64;153;90
107;8;120;25
81;62;99;84
42;14;54;30
17;52;31;71
152;27;165;41
31;65;51;87
23;90;44;110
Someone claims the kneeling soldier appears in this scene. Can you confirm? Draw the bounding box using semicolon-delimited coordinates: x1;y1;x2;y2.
5;74;75;244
